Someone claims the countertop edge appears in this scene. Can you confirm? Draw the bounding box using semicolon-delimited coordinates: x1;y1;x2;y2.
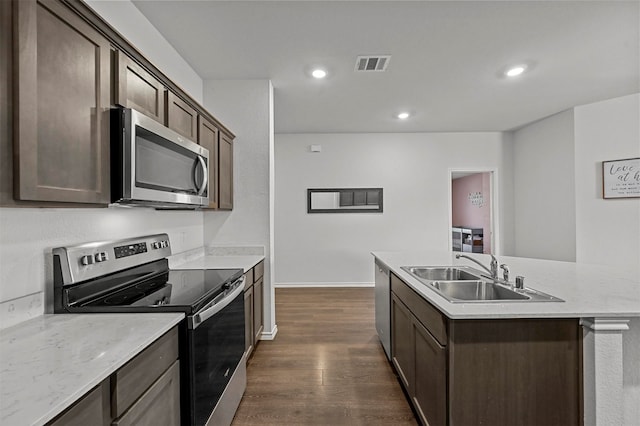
170;254;265;273
372;251;640;320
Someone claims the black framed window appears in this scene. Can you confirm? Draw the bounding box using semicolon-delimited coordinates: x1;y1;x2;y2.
308;188;383;213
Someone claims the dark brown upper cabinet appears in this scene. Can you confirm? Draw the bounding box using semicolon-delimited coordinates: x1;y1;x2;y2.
197;115;219;209
114;51;165;124
3;0;235;209
218;131;234;210
12;0;111;204
166;91;198;142
1;0;12;206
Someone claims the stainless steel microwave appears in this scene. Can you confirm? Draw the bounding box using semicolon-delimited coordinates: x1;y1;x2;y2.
111;108;209;208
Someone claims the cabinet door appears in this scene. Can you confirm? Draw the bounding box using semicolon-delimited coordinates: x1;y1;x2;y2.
0;0;12;205
197;116;219;209
244;286;254;359
413;320;447;426
14;0;110;203
166;91;197;141
112;361;181;426
218;132;234;210
114;51;165;123
391;294;414;393
253;277;264;344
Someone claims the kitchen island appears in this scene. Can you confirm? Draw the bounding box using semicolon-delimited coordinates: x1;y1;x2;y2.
373;250;640;426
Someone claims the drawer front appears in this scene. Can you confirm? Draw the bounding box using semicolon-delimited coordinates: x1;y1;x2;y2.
254;260;264;281
111;327;179;418
112;361;181;426
47;380;109;426
391;273;448;346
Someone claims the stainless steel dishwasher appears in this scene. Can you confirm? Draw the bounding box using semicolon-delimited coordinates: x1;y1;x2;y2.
374;258;391;360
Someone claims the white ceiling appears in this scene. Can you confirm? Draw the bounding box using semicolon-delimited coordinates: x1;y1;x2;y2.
132;0;639;134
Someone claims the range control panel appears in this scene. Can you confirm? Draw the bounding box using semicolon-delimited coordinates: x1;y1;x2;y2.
114;242;148;259
53;234;172;285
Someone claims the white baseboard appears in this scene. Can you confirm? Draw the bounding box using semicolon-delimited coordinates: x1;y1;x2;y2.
274;282;374;288
259;324;278;340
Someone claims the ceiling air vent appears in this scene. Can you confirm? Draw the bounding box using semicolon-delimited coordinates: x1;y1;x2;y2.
355;55;391;72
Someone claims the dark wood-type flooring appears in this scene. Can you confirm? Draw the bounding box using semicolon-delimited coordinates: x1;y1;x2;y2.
231;287;417;425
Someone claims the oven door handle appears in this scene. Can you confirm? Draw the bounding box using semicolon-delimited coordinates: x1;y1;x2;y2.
189;277;245;329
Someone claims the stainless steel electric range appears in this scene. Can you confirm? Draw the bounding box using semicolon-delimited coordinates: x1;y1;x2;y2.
52;234;245;426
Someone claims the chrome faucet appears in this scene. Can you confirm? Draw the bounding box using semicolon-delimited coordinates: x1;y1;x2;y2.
500;264;510;282
455;253;499;279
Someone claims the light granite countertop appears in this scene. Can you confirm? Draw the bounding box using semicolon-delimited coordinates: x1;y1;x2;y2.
171;255;264;274
373;250;640;319
0;313;184;426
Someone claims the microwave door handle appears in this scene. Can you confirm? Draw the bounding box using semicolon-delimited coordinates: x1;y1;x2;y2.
194;156;208;196
188;277;245;329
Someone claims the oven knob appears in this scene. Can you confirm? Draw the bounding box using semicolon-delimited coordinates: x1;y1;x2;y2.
161;241;168;248
81;255;95;266
152;242;159;249
94;252;108;262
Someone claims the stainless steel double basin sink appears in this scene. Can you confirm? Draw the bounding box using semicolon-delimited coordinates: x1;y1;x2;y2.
400;266;563;303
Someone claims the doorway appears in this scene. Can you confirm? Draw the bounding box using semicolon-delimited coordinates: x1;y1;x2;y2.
448;169;498;255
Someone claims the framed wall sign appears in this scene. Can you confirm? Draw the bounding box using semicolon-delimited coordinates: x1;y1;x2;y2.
602;157;640;199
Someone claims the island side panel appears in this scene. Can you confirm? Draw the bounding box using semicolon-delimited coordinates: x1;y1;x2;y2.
448;318;583;426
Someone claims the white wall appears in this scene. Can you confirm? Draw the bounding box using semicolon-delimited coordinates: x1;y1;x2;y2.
509;94;639;425
573;94;640;426
274;132;511;286
574;93;640;270
85;0;203;103
0;208;203;328
511;109;577;261
202;80;275;335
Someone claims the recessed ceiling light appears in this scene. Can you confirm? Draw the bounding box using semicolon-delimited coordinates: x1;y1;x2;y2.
505;65;526;77
397;112;410;120
311;69;327;79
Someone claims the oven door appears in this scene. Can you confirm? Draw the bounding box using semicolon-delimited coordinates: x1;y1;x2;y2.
113;108;209;207
184;278;246;426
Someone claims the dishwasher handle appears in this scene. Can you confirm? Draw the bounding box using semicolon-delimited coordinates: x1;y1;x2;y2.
188;276;245;329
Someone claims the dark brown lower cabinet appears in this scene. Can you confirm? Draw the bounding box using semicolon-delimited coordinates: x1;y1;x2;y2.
414;319;446;426
253;277;264;343
392;293;446;426
448;319;582;426
244;285;254;359
391;293;414;391
244;260;265;359
390;273;582;426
